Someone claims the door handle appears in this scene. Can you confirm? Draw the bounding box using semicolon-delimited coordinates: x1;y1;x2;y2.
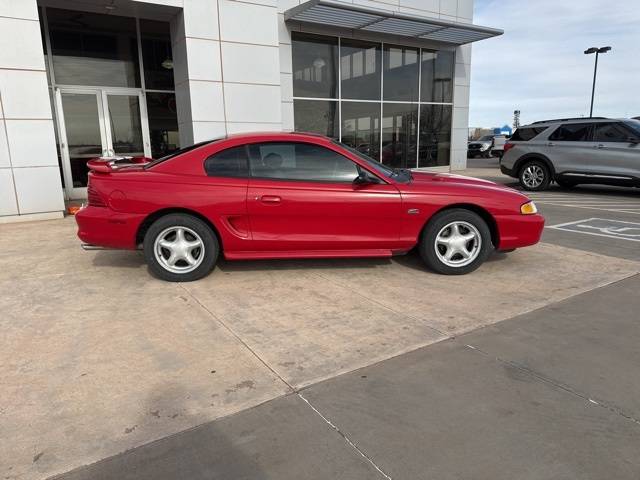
546;142;555;147
257;195;281;204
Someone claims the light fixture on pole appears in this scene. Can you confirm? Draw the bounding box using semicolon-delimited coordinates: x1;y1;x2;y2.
584;46;611;118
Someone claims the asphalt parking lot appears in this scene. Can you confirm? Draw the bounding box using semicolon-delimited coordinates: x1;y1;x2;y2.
2;164;640;480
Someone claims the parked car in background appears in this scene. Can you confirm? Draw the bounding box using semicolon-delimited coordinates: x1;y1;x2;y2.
76;132;544;281
468;135;507;158
500;118;640;191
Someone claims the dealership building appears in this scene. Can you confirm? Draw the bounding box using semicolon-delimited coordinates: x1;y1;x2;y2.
0;0;501;222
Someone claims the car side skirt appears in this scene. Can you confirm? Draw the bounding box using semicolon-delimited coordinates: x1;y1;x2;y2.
224;249;395;260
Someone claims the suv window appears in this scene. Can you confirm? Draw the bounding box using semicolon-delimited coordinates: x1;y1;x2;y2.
510;127;547;141
204;146;249;177
593;122;633;143
248;142;359;183
548;123;592;142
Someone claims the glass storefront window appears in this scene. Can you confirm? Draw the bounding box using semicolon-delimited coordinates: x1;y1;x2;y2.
146;92;180;158
47;8;140;88
292;33;338;99
419;105;452;167
140;20;174;90
420;50;454;103
383;45;419;102
340;39;381;100
341;102;381;161
294;100;339;138
382;104;418;168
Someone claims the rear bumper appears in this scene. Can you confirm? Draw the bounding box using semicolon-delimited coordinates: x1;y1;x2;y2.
495;213;545;250
500;164;516;178
75;205;145;250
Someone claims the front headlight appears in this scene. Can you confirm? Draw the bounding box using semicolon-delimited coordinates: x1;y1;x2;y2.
520;201;538;215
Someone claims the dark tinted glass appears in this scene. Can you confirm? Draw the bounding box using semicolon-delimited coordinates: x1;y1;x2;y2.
205;146;249;177
341;39;381;100
549;123;593;141
248;143;358;182
420;50;454;103
140;20;174;90
382;103;418;168
419;105;452;167
292;33;338;98
146;92;179;158
510;127;548;141
341;101;381;161
593;122;633;142
624;120;640;135
383;44;419;101
293;100;339;138
47;8;140;87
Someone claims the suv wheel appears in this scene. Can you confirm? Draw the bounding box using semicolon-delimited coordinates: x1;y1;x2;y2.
519;160;551;191
143;214;219;282
420;209;493;275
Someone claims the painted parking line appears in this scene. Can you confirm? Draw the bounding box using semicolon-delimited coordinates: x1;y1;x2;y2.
548;218;640;242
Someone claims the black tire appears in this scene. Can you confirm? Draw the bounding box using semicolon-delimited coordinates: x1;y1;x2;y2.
483;149;493;158
420;209;493;275
519;159;551;191
556;178;577;188
143;214;219;282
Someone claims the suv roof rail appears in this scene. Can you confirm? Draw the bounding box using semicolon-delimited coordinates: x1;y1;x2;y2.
530;117;608;124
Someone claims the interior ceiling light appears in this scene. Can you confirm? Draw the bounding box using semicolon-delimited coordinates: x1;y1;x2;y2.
161;58;174;70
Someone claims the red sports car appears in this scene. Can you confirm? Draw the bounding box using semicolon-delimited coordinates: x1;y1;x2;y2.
76;132;544;282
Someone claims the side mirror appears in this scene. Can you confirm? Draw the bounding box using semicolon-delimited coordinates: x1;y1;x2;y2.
353;170;381;185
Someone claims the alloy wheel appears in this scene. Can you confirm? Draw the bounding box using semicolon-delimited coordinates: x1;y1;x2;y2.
522;164;545;189
153;226;205;274
434;221;482;267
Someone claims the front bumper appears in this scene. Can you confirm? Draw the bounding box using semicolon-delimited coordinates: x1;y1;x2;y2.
495;213;545;250
75;205;145;250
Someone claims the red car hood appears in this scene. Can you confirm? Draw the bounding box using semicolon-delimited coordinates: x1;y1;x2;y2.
410;171;516;191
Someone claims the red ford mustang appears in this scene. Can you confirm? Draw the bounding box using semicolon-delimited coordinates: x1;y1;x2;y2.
76;132;544;281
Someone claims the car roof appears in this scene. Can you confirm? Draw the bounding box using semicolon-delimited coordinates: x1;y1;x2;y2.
224;131;330;142
520;117;628;128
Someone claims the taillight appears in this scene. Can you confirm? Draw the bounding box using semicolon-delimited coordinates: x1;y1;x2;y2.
503;142;516;154
87;182;106;207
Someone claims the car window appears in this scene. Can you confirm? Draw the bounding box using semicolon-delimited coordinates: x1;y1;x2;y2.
548;123;593;142
510;127;548;141
624;119;640;136
204;146;249;178
247;142;359;183
593;122;634;143
146;138;223;168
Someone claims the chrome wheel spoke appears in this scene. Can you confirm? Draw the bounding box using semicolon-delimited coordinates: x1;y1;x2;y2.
154;226;206;274
433;221;482;268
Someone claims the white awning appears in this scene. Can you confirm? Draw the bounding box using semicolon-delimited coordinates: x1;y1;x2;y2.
284;0;503;45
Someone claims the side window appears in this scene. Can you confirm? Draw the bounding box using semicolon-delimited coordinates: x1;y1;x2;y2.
593;122;633;143
510;127;547;141
248;142;360;183
548;123;593;142
204;146;249;178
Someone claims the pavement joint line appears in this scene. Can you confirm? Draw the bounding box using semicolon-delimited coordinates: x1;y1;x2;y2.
177;284;296;393
460;342;640;427
297;392;393;480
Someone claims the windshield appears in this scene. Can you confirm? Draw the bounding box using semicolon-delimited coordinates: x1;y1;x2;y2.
334;141;412;183
624;120;640;136
145;138;224;168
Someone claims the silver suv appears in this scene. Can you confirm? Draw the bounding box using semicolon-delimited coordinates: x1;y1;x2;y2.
500;117;640;191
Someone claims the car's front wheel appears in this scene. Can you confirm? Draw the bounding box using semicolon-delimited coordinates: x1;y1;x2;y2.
519;160;551;191
143;213;218;282
420;209;493;275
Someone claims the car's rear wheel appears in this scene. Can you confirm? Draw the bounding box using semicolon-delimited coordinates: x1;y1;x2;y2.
519;160;551;191
420;209;493;275
143;214;218;282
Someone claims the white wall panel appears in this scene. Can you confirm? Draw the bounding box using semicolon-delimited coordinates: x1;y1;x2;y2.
5;120;57;168
0;0;38;20
0;169;18;216
0;124;10;168
0;71;51;119
218;1;278;46
0;18;46;71
222;43;280;85
224;83;281;123
13;166;64;214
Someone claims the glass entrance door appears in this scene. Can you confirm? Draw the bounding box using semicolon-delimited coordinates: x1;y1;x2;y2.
55;88;151;199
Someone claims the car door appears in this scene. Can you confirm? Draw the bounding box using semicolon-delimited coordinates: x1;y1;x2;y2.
591;122;640;179
546;122;596;174
246;141;403;253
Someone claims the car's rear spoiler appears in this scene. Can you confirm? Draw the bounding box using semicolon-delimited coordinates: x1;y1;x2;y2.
87;156;152;173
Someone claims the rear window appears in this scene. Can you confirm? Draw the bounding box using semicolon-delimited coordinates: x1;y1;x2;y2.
204;146;249;178
548;123;592;142
510;127;548;141
145;138;223;168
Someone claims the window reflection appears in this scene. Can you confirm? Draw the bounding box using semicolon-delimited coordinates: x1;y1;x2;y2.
382;104;418;168
140;20;174;90
341;39;381;100
383;44;419;102
292;33;338;98
420;50;454;103
294;100;339;138
146;92;180;158
419;105;452;167
341;102;381;161
47;8;140;88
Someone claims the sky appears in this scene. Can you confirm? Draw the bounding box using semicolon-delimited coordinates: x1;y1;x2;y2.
469;0;640;129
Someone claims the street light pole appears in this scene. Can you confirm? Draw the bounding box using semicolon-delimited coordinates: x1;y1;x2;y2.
584;46;611;118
